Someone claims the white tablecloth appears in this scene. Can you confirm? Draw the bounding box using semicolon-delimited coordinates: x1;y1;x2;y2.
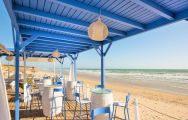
37;78;52;95
42;85;63;117
91;88;113;120
66;81;76;100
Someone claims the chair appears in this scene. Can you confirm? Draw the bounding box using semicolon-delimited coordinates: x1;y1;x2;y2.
26;85;40;111
95;85;103;88
76;81;84;95
51;88;66;120
53;81;62;85
112;93;131;120
91;107;112;120
73;92;91;120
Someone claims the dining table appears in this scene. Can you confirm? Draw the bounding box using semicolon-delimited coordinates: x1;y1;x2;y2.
42;85;64;117
66;80;76;100
91;88;114;120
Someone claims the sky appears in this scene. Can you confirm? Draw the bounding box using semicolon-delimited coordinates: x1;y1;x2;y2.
1;1;188;69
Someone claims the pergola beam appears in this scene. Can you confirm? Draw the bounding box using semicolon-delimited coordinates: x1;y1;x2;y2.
21;36;91;47
112;8;188;41
3;0;19;31
32;40;91;47
14;5;126;36
27;45;87;51
131;0;174;20
54;0;144;30
20;28;100;45
20;34;38;50
26;48;79;53
27;47;82;51
18;19;115;40
18;19;88;38
29;42;90;49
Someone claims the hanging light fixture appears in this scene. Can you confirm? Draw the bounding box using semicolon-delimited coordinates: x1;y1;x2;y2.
48;58;54;62
88;10;109;41
52;49;60;58
6;55;14;61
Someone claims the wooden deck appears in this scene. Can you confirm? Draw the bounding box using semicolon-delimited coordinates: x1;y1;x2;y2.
8;93;91;120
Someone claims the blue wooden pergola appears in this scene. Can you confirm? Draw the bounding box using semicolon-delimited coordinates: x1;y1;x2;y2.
3;0;188;119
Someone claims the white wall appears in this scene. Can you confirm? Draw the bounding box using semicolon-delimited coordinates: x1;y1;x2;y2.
0;61;11;120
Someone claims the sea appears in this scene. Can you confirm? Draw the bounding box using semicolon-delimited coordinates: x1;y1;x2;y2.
78;69;188;95
45;68;188;95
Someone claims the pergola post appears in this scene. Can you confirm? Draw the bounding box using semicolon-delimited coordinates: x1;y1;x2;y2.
68;54;78;81
23;52;26;83
55;58;64;76
53;60;56;77
73;55;77;81
23;52;27;103
15;31;20;120
101;43;105;88
94;42;112;88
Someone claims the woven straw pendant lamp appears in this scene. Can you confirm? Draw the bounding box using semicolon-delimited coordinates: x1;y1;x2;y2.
88;17;108;41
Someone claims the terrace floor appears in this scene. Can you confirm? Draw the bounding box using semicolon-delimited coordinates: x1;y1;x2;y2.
8;93;91;120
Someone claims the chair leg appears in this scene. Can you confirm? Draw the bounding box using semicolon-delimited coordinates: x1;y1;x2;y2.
30;95;33;111
127;108;130;120
79;103;82;120
124;110;127;120
114;106;117;120
73;102;77;120
37;94;40;110
26;98;28;111
63;98;66;120
51;98;54;120
85;104;89;120
112;105;115;119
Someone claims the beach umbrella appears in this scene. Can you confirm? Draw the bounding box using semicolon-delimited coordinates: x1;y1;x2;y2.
6;56;14;61
52;49;60;58
48;58;54;62
88;17;108;41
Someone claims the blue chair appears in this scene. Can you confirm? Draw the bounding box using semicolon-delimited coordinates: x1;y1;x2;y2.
73;92;91;120
76;81;84;95
113;93;131;120
95;85;103;88
53;81;62;85
91;107;112;120
51;88;66;120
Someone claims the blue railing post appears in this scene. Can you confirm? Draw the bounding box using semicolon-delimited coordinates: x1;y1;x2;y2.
101;42;105;88
15;31;20;120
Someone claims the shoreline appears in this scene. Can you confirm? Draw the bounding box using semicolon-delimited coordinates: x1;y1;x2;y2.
75;71;188;96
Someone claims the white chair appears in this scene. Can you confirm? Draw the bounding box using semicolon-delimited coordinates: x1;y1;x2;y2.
113;93;131;120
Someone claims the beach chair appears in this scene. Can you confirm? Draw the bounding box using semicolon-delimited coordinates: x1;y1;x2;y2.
73;92;91;120
91;107;112;120
50;88;66;120
112;93;131;120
